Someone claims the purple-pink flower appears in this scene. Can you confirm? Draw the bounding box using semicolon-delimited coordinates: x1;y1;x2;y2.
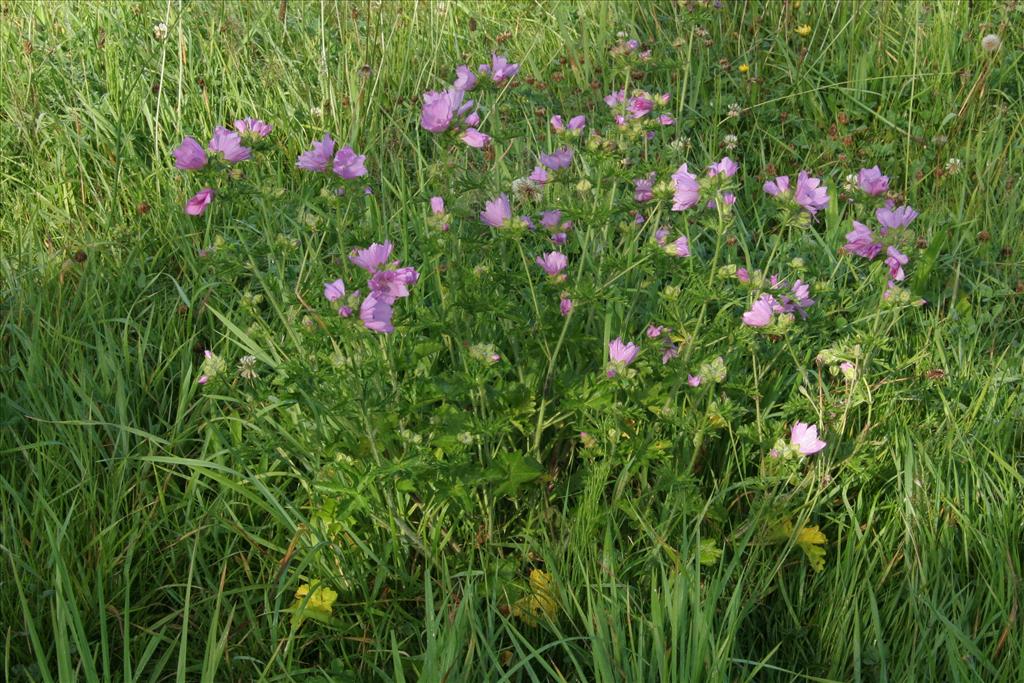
661;345;679;364
646;325;663;338
360;292;394;333
688;374;702;387
559;296;573;316
208;126;252;163
551;114;586;133
607;337;639;377
604;89;626;107
324;278;346;302
480;194;512;228
634;173;655;202
461;128;491;148
536;251;568;278
420;89;466;133
658;114;675;126
173;136;208;170
857;166;889;195
876;204;918;233
333;146;367;179
369;266;419;301
627;96;654;119
296;133;336;172
454;64;477;91
540;147;573;170
742;294;776;327
529;166;550;185
234;117;273;138
671;163;700;211
430;196;445;214
885;246;908;281
349;241;394;273
791;422;826;455
185;187;214;216
793;171;829;214
665;236;690;257
844;221;882;259
486;53;519;83
763;175;791;196
708;157;739;178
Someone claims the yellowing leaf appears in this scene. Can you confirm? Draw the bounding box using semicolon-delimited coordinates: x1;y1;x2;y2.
511;569;558;625
779;520;827;572
290;581;338;628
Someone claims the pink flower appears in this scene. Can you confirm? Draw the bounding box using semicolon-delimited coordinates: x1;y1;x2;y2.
857;166;889;195
708;157;739;178
323;278;346;302
349;241;394;273
604;89;626;107
529;166;550;184
627;96;654;119
793;171;829;214
552;115;586;133
658;114;675;126
559;296;573;316
488;53;519;82
208;126;252;163
634;173;655;202
742;294;775;327
234;117;273;138
885;246;908;281
876;204;918;233
420;89;465;133
540;147;573;170
664;236;690;257
763;176;790;196
535;251;568;277
671;163;700;210
844;221;882;259
333;146;367;179
480;194;512;228
185;187;214;216
460;128;491;148
360;292;394;333
646;325;663;338
607;337;639;376
688;374;702;387
790;422;826;455
661;345;679;364
296;133;336;172
736;267;750;283
454;64;477;90
430;196;445;214
654;227;669;246
369;267;419;301
173;136;208;170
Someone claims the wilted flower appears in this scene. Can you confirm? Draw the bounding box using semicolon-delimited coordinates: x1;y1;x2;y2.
671;163;700;210
296;133;336;172
153;22;169;40
607;337;639;377
654;227;670;246
512;176;543;202
535;251;568;278
727;103;741;118
185;187;215;216
856;166;888;195
944;157;963;175
661;344;679;364
237;355;258;380
480;194;514;228
791;422;826;455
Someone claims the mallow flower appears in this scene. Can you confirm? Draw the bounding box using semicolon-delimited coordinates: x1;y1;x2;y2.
793;171;829;214
634;173;655;202
461;128;491;148
707;156;739;178
185;187;215;216
332;146;367;179
607;337;639;377
485;53;519;83
535;251;568;279
742;294;776;327
665;236;690;257
671;163;700;210
454;64;477;90
360;292;394;333
857;166;888;195
323;279;346;302
790;422;826;455
207;126;252;163
540;147;573;170
885;246;908;281
349;241;394;273
876;204;918;233
480;194;513;228
173;136;208;170
234;117;273;139
844;221;882;259
296;133;336;172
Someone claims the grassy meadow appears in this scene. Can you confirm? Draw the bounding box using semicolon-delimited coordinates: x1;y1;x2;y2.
2;0;1023;681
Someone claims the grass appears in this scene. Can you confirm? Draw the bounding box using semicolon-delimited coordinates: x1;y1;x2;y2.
2;0;1023;681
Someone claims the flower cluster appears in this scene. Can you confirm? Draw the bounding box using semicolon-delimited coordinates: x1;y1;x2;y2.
322;242;420;334
420;53;518;148
172;123;266;215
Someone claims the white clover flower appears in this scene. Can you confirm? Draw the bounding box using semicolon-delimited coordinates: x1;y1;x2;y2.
727;103;741;118
310;105;323;118
238;355;258;380
722;134;738;151
944;157;963;175
153;22;168;41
